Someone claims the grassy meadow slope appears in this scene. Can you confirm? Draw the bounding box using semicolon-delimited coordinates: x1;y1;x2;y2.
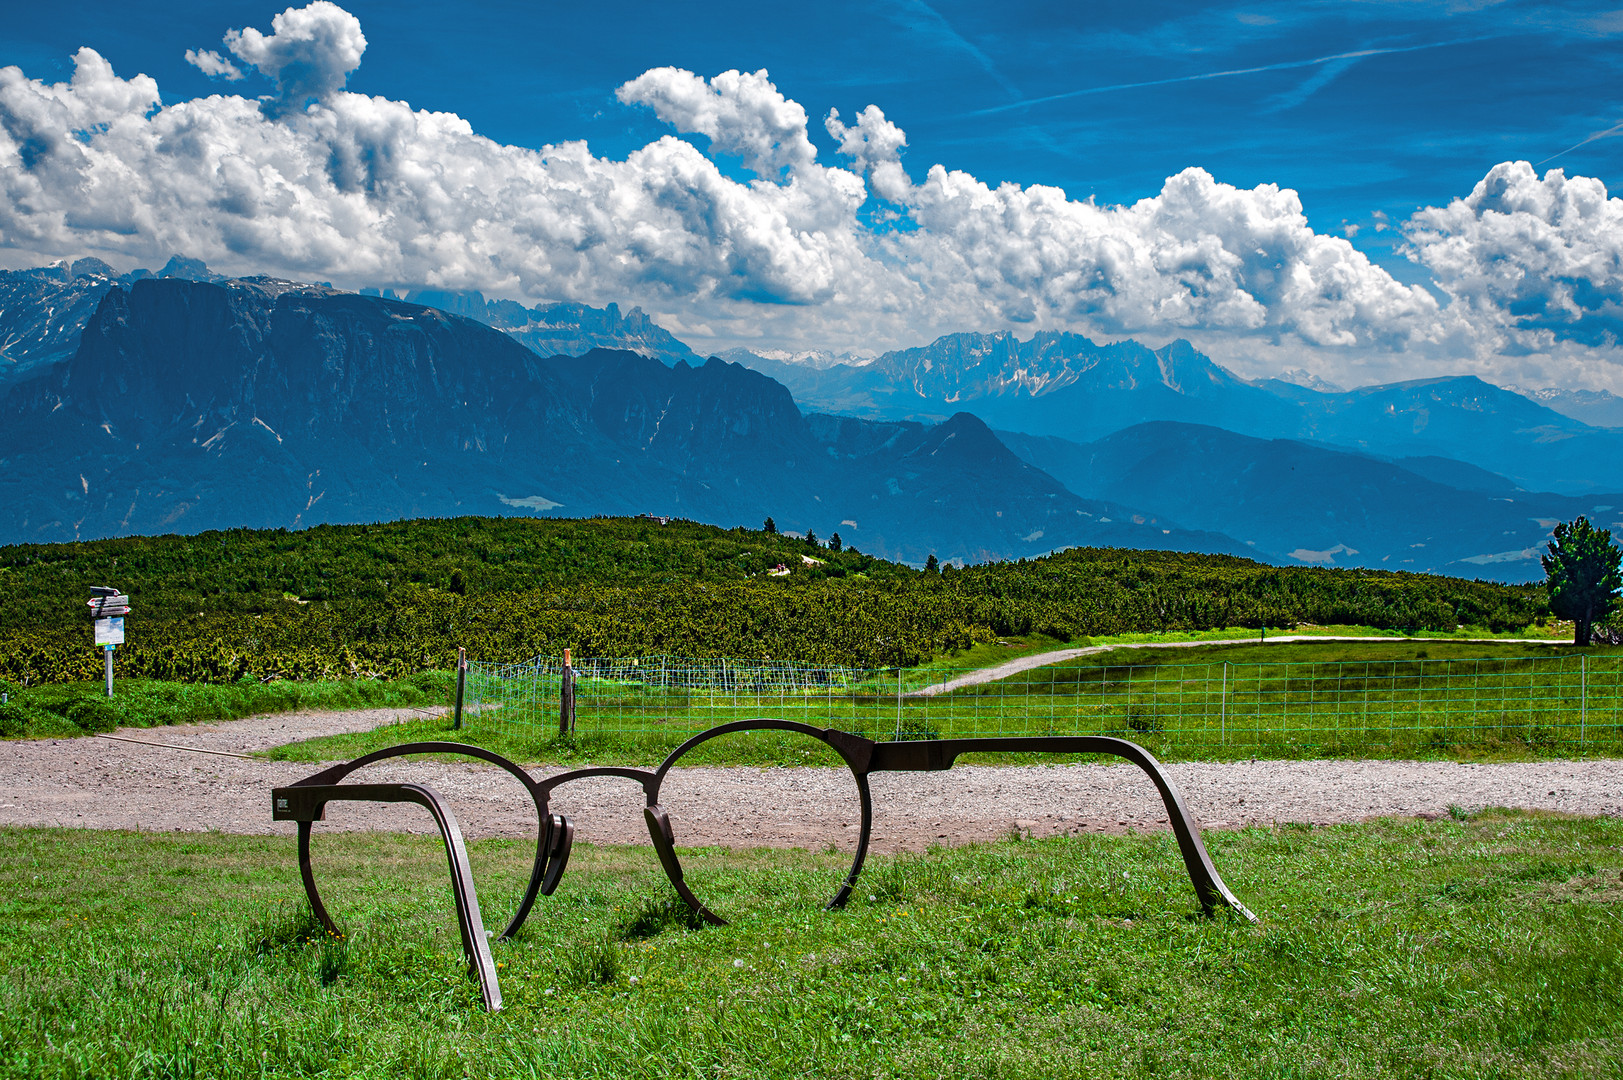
1;813;1619;1078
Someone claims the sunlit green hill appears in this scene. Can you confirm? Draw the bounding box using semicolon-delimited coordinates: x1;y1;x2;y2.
0;515;1543;685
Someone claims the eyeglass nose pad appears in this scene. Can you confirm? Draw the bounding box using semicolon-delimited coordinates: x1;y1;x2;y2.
645;804;725;926
539;813;575;896
644;805;683;885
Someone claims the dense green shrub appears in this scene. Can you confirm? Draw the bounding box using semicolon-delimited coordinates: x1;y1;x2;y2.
0;703;29;737
0;516;1545;684
65;698;118;733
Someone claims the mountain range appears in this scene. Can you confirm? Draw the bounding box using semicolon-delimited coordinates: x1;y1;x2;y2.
998;423;1620;580
3;257;1621;581
0;275;1231;565
1513;387;1623;429
722;332;1623;496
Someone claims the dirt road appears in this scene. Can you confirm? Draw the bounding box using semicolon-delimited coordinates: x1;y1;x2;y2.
1;706;1616;851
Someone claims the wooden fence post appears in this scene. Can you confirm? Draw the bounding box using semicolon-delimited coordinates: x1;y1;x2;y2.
560;648;576;737
454;647;467;731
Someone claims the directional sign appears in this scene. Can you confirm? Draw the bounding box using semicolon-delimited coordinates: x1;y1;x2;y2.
88;595;131;618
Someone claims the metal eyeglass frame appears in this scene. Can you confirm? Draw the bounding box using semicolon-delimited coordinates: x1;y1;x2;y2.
272;720;1257;1011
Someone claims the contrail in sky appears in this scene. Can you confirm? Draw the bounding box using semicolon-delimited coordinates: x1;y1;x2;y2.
1537;120;1623;167
971;36;1497;116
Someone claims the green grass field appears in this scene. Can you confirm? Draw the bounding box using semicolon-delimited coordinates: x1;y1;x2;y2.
268;640;1623;767
0;673;453;739
5;638;1620;769
2;812;1620;1078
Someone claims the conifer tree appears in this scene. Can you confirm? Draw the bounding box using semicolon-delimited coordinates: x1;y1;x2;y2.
1542;516;1622;646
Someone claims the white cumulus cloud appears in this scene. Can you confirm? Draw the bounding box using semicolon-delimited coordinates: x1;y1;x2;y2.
825;104;910;202
1;3;1621;392
184;49;243;81
886;162;1439;349
222;0;366;115
1403;160;1623;353
617;67;817;177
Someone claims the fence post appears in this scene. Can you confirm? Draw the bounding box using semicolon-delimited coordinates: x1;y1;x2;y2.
895;666;903;741
560;648;576;737
1580;654;1587;744
1220;661;1228;744
454;647;467;730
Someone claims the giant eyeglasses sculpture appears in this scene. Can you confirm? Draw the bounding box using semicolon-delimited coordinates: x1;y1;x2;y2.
273;720;1257;1011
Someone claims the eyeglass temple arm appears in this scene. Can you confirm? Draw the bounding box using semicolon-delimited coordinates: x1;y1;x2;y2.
865;736;1256;922
273;782;505;1010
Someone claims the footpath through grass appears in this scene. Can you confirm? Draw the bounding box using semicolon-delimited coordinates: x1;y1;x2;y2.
267;639;1623;767
1;812;1620;1078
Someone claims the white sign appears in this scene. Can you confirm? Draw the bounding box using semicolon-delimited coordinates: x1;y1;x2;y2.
94;616;125;646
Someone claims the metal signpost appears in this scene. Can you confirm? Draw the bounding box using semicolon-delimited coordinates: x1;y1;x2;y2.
87;586;130;698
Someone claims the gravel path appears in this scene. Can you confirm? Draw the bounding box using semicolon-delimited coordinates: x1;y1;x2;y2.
1;706;1617;851
914;636;1566;696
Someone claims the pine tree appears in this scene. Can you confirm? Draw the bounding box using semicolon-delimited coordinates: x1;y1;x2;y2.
924;553;939;573
805;529;818;548
829;532;842;553
1542;516;1623;646
763;517;776;534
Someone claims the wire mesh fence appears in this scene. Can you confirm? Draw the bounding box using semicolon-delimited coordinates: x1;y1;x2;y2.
466;652;1623;754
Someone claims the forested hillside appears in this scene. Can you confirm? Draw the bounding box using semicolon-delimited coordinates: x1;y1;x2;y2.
0;516;1544;684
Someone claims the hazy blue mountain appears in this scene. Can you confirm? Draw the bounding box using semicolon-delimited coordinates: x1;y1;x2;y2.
0;276;1247;565
999;421;1623;582
395;288;704;366
151;255;228;284
1267;367;1344;393
11;259;1618;495
0;276;609;541
1390;456;1523;495
1513;386;1623;428
733;332;1623;495
719;349;894;416
727;331;1298;439
796;411;1248;565
1261;375;1623;495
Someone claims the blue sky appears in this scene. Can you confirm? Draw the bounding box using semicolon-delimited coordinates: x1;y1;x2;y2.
10;1;1616;267
4;1;1623;389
